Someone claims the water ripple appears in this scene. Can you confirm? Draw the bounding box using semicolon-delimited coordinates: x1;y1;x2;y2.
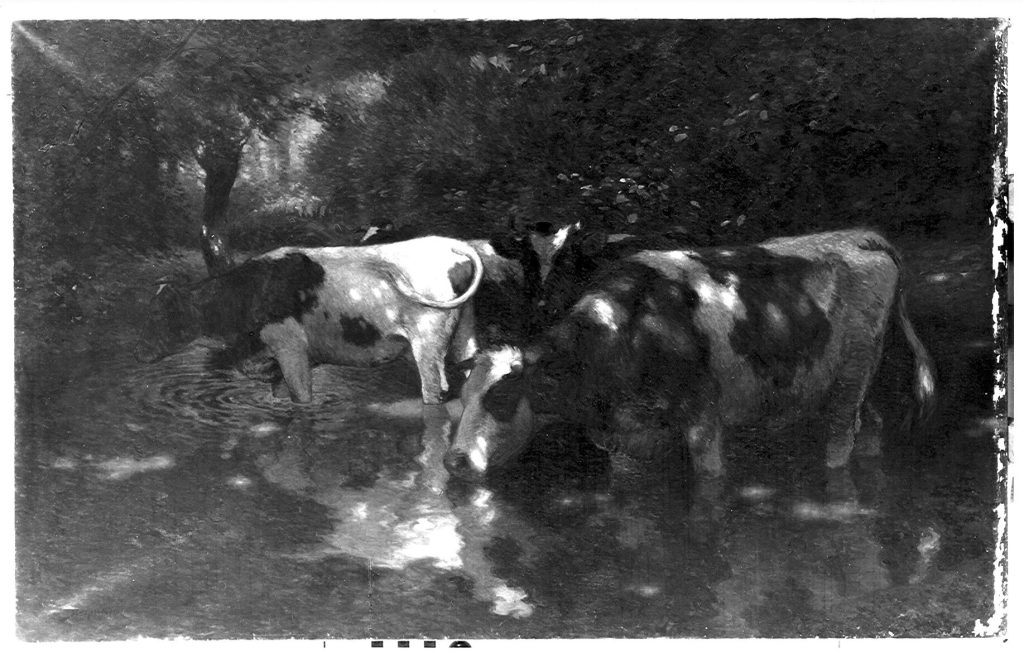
95;344;420;443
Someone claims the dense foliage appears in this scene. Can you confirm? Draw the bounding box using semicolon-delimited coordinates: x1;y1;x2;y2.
12;19;1002;265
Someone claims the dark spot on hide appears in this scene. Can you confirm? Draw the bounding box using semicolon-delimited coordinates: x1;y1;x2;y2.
698;246;832;389
339;315;382;346
476;235;544;342
193;252;326;367
448;259;474;297
488;234;542;298
538;261;713;435
481;368;529;422
540;230;702;328
527;221;555;235
323;310;331;320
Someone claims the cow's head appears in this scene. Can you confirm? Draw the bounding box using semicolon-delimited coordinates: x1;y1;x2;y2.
523;220;589;284
444;346;540;482
535;223;610;324
134;274;202;363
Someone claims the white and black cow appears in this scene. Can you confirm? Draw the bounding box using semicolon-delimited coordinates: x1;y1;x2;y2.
445;229;937;482
137;236;484;404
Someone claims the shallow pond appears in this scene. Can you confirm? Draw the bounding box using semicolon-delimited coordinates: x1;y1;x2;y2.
15;320;1001;640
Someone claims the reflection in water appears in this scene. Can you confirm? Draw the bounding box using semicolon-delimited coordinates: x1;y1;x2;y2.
17;335;992;639
249;403;535;618
710;462;943;636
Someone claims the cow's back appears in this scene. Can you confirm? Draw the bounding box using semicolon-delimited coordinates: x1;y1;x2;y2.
266;236;476;307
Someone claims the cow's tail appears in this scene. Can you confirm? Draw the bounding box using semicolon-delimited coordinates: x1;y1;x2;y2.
860;234;937;429
896;277;938;430
394;239;485;309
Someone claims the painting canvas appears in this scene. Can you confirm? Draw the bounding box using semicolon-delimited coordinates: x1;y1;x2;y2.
6;4;1013;644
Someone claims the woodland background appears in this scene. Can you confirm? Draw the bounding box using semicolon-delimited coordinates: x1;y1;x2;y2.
12;20;1001;266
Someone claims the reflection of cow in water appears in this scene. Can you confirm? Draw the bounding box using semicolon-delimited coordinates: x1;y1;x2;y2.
136;237;484;404
447;229;937;483
251;404;536;618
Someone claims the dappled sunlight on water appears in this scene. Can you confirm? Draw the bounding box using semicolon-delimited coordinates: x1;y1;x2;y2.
15;332;1000;639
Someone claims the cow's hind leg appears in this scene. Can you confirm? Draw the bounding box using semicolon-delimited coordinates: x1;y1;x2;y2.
827;331;886;468
410;331;449;405
449;303;478;366
853;401;883;458
824;376;876;469
412;310;471;405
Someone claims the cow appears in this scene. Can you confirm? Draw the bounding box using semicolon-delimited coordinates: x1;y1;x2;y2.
136;236;484;405
355;219;591;344
444;229;937;484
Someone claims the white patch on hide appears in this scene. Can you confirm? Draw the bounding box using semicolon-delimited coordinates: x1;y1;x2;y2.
469;436;490;473
587;296;620;331
352;502;369;520
551;223;574;251
765;302;786;331
486;346;523;385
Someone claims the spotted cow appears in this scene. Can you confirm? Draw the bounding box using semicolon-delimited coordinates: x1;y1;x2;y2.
445;229;937;481
136;236;484;404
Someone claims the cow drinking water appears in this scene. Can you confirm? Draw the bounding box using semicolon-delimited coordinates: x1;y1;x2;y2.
445;229;936;482
136;236;484;404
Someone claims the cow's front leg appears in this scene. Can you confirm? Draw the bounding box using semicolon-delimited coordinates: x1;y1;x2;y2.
261;320;313;403
684;415;724;478
680;414;726;532
276;352;313;403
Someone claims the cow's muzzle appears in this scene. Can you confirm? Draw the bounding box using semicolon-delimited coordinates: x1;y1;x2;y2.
443;449;485;482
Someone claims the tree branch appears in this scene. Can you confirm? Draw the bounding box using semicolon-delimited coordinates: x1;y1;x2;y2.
72;22;204;149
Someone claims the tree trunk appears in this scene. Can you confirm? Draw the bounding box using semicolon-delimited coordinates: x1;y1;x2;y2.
196;133;247;275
